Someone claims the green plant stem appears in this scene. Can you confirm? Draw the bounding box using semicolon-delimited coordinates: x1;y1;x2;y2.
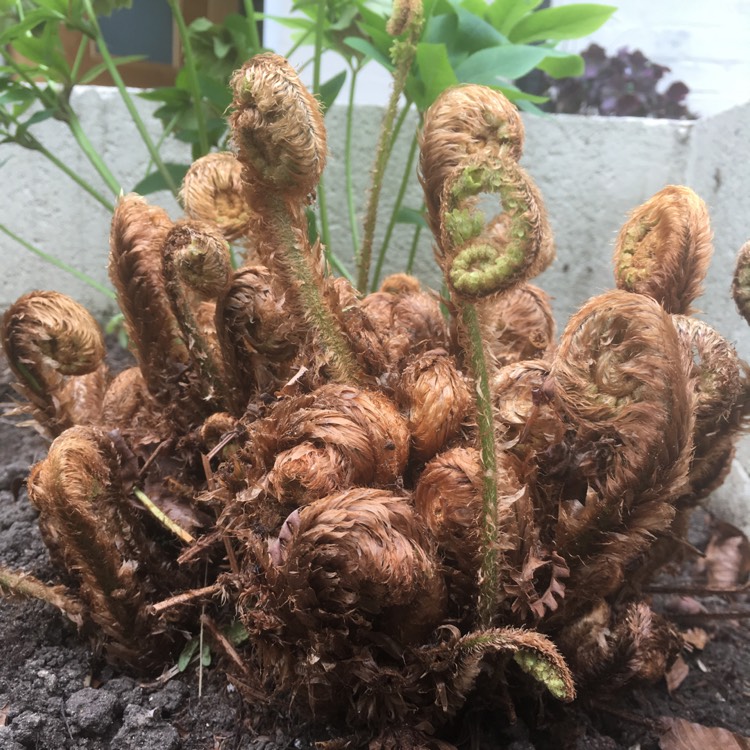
38;139;115;210
283;28;313;60
66;111;122;194
406;214;424;274
8;60;122;195
70;34;88;82
311;0;332;256
0;223;116;299
459;300;499;630
356;68;417;292
370;132;419;290
344;65;360;255
243;0;261;51
167;0;209;156
267;197;362;384
81;0;178;195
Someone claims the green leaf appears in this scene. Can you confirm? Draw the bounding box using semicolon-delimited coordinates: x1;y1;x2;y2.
455;44;551;84
200;642;212;667
77;54;144;85
395;206;429;229
177;639;198;672
487;0;544;36
414;42;458;110
318;70;347;112
536;52;584;78
449;1;509;52
189;17;214;33
510;4;616;44
344;36;393;71
132;163;190;195
30;0;67;13
225;620;249;646
355;20;395;58
0;9;62;46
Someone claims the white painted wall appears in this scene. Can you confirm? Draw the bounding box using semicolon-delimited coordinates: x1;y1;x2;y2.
265;1;750;116
554;0;750;117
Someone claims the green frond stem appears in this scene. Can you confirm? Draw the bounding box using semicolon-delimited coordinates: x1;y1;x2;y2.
460;300;499;629
5;123;114;211
356;22;422;292
133;488;195;544
0;223;116;299
81;0;179;195
371;132;419;290
243;0;262;52
0;565;84;624
6;59;122;196
267;198;364;384
166;0;209;156
405;211;424;274
345;66;361;253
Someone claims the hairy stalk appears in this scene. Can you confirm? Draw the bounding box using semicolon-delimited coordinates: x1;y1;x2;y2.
371;131;419;290
166;0;209;156
0;224;115;298
267;199;363;384
81;0;178;195
0;565;83;624
460;301;499;628
356;10;423;292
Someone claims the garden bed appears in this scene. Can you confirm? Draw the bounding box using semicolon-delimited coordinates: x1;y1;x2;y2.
1;346;749;750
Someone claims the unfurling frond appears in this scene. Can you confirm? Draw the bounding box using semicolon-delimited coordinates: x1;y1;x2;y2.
1;290;106;435
230;53;326;201
614;185;712;314
180;152;255;242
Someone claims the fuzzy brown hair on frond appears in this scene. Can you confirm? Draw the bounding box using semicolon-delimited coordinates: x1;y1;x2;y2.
613;185;713;314
229;53;326;201
547;290;695;611
1;290;107;436
27;426;179;668
180;152;255;242
732;238;750;325
419;85;553;299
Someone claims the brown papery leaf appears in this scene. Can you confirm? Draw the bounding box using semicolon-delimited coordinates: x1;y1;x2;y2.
665;654;689;694
705;521;750;589
659;717;750;750
682;627;710;651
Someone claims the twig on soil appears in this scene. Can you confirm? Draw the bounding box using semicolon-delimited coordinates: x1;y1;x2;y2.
149;584;223;615
0;565;83;625
645;583;750;596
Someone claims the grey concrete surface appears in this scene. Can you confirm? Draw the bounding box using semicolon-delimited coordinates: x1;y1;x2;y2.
1;87;749;526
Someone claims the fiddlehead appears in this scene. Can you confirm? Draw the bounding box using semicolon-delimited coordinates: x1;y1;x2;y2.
230;54;362;383
613;185;713;314
162;219;232;407
420;84;552;298
1;290;106;436
180;151;254;243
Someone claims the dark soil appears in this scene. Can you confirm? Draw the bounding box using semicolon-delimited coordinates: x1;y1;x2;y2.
1;345;749;750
